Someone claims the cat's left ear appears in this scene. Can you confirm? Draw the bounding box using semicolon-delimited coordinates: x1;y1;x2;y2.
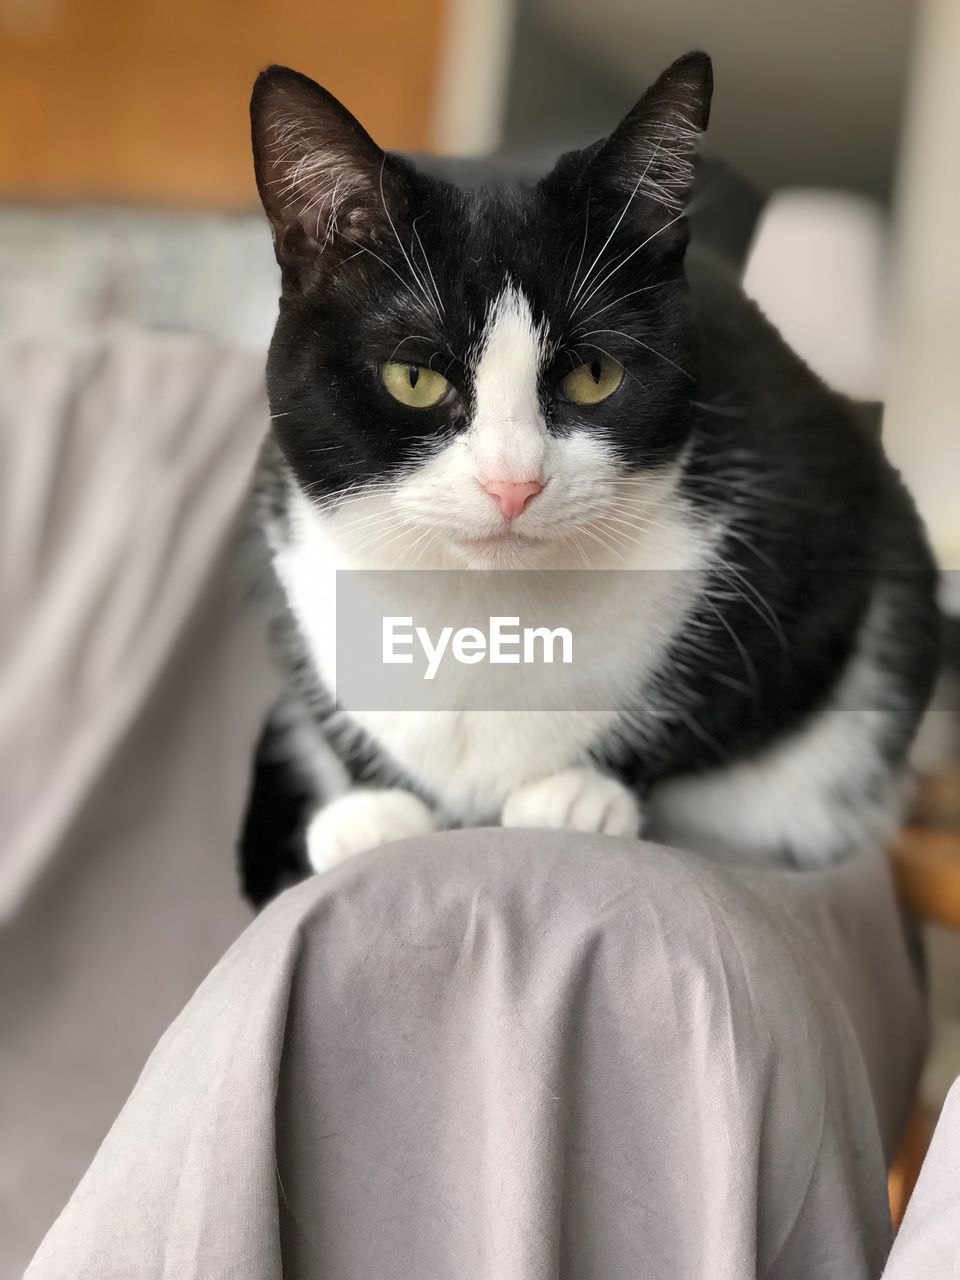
589;52;713;249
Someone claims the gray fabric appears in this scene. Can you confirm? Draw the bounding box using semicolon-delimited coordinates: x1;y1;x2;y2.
0;328;275;1271
27;831;924;1280
0;325;271;917
883;1077;960;1276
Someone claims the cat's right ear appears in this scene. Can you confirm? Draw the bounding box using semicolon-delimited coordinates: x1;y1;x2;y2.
250;67;393;271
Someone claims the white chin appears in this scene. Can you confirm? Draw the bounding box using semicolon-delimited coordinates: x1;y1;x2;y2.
451;530;552;569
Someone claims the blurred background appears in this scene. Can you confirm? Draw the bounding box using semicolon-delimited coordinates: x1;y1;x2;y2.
2;0;959;1272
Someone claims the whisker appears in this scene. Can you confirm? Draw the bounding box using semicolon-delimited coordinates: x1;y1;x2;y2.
576;281;673;325
378;157;439;317
566;198;592;304
714;560;787;650
398;521;441;567
567;529;593;568
330;507;405;538
722;525;779;571
595;511;659;539
579;342;644;388
570;181;642;306
575;211;685;313
386;334;435;364
574;522;630;564
570;135;664;306
340;236;430;313
412;216;445;316
703;598;760;701
590;517;639;553
574;328;692;380
351;515;422;557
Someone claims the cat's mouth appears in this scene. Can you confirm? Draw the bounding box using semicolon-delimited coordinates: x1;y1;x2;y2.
450;525;552;568
456;529;544;549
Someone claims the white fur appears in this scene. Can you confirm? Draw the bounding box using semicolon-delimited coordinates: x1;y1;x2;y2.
468;286;548;484
647;589;908;864
306;788;438;872
502;768;642;836
265;112;357;240
276;478;711;825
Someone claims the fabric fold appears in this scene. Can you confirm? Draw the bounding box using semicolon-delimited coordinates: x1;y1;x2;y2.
28;831;925;1280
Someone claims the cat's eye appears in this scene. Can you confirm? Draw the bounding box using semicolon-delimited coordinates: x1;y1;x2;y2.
559;357;624;405
381;362;451;409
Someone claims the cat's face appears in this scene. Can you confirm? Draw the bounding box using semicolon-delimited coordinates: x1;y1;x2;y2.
252;56;712;569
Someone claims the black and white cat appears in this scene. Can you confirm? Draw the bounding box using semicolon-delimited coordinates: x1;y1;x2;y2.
239;54;940;905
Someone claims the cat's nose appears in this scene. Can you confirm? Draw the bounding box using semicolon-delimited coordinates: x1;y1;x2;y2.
482;478;543;520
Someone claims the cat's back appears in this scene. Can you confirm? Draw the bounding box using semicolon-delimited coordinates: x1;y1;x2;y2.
686;244;843;408
684;243;921;551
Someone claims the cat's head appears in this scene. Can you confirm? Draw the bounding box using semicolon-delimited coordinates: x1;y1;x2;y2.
251;54;712;569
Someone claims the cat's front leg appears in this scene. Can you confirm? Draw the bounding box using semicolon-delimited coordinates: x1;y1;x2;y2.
306;789;439;872
501;768;642;837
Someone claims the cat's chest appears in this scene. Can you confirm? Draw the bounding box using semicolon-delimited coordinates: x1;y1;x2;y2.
272;503;708;820
362;706;621;821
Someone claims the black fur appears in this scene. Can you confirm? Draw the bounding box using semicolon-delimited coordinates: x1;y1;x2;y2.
239;708;312;906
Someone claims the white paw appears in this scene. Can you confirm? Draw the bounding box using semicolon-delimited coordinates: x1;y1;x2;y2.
305;788;439;872
501;768;642;837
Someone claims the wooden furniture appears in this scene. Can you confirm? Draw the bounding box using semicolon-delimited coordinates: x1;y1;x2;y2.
0;0;447;208
888;823;960;1224
894;827;960;931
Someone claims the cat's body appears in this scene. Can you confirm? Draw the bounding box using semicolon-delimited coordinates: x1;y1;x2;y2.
240;56;939;904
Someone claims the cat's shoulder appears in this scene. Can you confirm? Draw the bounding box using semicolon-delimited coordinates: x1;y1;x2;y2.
686;247;805;373
685;244;861;423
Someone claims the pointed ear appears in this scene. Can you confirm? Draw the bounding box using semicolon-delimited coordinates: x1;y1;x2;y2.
594;52;713;245
250;66;398;270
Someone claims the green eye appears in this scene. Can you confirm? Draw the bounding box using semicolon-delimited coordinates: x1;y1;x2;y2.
559;356;624;405
381;362;451;409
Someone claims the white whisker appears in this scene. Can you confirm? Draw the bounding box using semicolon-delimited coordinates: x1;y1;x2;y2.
412;216;445;316
570;134;664;306
566;199;592;304
575;211;685;313
378;157;439;317
576;328;692;380
576;282;672;325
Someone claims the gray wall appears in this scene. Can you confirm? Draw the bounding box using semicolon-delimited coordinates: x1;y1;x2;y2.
504;0;918;198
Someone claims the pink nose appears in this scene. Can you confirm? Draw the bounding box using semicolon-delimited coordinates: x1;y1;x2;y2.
482;478;543;520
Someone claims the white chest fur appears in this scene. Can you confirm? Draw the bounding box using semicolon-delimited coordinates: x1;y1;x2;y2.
273;490;711;823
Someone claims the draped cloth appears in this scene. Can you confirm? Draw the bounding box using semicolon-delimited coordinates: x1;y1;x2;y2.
28;830;924;1280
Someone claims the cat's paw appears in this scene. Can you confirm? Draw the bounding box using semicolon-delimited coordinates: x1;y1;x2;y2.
305;788;439;872
501;768;642;837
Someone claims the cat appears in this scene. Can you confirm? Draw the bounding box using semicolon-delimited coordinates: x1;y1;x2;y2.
238;53;940;906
